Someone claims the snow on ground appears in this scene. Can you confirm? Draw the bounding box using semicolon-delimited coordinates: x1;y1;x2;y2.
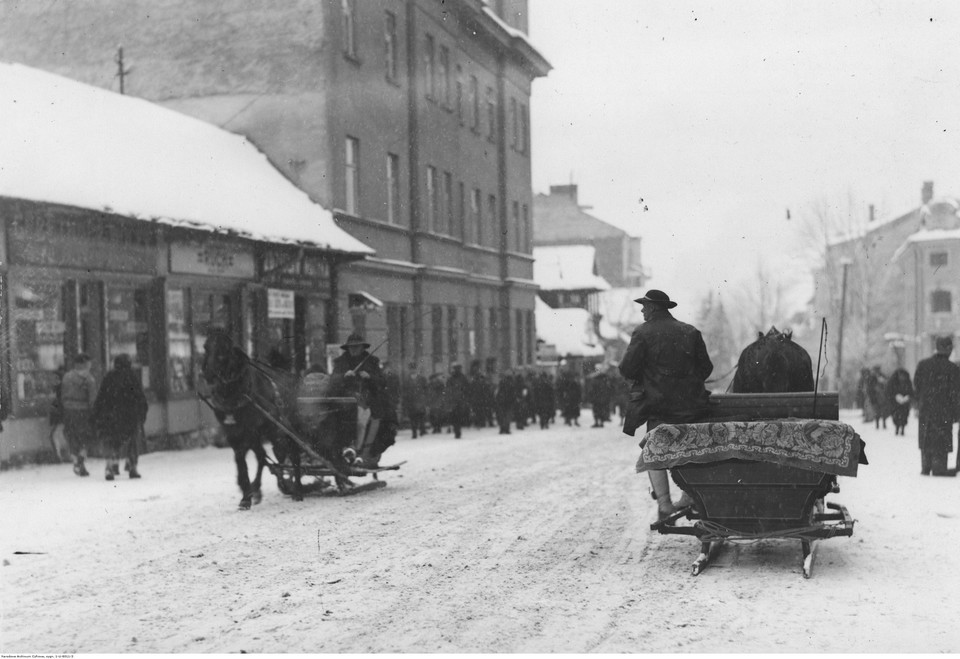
2;410;959;653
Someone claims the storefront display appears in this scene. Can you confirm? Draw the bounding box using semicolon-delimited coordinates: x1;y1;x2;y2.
11;281;63;405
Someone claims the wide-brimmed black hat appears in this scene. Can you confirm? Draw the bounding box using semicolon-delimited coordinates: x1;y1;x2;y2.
633;289;677;308
340;332;371;350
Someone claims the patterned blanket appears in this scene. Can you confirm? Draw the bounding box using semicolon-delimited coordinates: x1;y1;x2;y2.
636;419;865;477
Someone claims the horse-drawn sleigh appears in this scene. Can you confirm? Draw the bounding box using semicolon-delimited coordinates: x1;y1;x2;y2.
198;328;403;509
640;328;867;578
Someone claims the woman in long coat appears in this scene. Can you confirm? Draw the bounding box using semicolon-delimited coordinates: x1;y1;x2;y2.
885;367;914;436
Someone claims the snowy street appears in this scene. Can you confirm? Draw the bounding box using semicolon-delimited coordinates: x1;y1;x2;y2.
2;410;959;653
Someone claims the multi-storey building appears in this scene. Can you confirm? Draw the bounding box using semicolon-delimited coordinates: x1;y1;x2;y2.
0;0;550;375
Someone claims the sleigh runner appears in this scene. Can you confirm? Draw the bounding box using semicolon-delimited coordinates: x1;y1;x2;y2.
642;391;865;578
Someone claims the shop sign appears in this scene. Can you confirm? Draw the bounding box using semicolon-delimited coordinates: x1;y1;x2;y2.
267;288;296;319
170;240;255;278
261;248;331;290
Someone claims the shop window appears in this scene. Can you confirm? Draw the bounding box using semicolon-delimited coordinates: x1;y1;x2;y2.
166;288;193;394
106;286;151;391
11;282;64;406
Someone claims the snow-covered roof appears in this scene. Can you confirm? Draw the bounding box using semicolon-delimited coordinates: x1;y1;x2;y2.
533;245;611;292
0;62;373;255
535;298;604;358
891;227;960;262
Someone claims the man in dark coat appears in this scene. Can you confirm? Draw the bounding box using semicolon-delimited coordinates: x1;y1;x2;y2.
402;362;428;438
92;354;148;480
533;372;556;429
885;367;914;436
913;336;960;476
332;333;397;468
445;363;471;439
61;353;98;477
619;289;713;519
556;369;582;426
587;368;614;428
494;370;517;435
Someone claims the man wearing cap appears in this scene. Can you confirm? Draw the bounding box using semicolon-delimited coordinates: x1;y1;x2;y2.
332;333;397;467
913;336;960;477
619;289;714;519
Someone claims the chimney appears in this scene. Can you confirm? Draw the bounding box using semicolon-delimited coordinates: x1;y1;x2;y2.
868;204;875;222
922;181;934;205
549;184;578;204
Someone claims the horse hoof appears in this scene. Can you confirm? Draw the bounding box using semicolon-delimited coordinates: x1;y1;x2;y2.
251;490;263;505
238;500;252;510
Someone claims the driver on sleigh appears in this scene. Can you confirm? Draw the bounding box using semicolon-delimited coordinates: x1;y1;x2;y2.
331;333;398;469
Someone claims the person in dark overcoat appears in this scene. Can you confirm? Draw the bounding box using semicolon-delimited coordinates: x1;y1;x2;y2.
494;370;517;435
332;333;398;468
868;365;890;429
513;371;531;430
885;367;914;436
619;289;713;519
533;372;556;429
556;369;582;426
469;366;495;428
92;354;148;480
402;362;428;438
587;368;613;428
445;363;471;439
427;373;447;434
913;336;960;476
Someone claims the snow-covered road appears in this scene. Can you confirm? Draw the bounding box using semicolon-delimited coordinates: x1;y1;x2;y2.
2;411;959;653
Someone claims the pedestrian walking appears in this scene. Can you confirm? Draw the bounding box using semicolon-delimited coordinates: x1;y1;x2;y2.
556;369;582;427
92;354;148;480
428;372;447;434
913;336;960;476
446;363;471;439
60;353;97;477
533;372;556;429
619;289;713;520
494;370;517;435
587;367;613;428
868;366;890;430
402;363;428;438
886;367;914;436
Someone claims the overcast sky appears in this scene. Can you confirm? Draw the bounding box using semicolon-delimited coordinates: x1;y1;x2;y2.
528;0;960;323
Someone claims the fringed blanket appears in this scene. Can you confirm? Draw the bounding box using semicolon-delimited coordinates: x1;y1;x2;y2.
636;419;865;477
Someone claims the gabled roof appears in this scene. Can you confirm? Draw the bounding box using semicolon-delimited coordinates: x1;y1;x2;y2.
533;245;611;292
0;62;373;255
533;191;633;243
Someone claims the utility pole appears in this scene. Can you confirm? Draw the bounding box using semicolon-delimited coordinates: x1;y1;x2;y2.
115;46;132;94
835;258;852;394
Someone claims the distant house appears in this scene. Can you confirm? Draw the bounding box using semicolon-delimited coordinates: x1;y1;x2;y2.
532;245;610;315
533;184;645;288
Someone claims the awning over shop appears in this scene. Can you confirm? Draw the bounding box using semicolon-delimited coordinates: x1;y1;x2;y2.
0;62;374;257
348;291;384;310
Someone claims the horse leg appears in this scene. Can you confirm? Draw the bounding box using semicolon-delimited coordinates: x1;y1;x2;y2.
292;445;304;502
233;446;253;510
250;441;267;506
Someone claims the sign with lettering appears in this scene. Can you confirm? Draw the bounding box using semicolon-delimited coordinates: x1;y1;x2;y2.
170;240;255;279
267;288;296;319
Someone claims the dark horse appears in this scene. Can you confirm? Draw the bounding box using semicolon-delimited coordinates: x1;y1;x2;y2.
730;326;815;393
199;328;280;510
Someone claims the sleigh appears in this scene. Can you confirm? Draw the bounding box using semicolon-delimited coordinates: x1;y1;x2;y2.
251;372;404;498
641;392;864;578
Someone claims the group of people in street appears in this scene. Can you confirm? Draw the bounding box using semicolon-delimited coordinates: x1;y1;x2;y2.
51;353;148;480
857;339;960;477
397;360;628;440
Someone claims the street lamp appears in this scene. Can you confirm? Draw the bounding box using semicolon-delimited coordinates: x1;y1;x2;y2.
835;258;853;393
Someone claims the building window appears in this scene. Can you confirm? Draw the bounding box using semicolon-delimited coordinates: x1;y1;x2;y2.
426;165;438;232
345;136;360;216
386;152;400;224
384;11;398;83
527;310;535;367
470;75;480;132
456;66;464;125
447;306;459;364
470;188;481;244
474;306;484;357
439;46;450;107
424;34;436;100
486;86;496;142
522;204;530;252
457;181;466;240
342;0;357;59
443;172;454;236
512;201;520;252
487;194;497;248
510;97;519;149
11;282;65;407
519;102;529;154
432;305;443;365
932;289;952;313
489;307;499;358
516;308;525;365
931;251;949;267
